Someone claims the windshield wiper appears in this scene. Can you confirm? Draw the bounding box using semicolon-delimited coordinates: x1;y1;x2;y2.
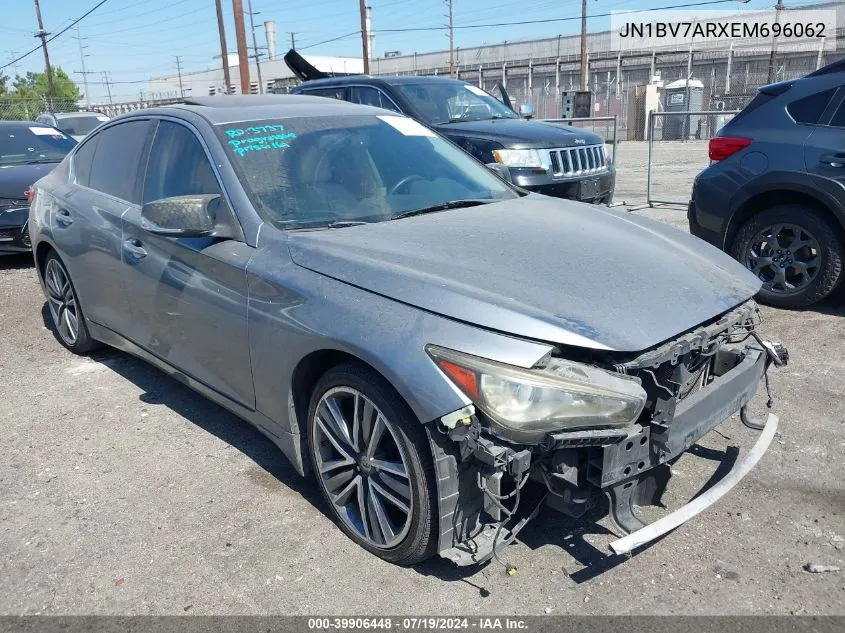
326;220;369;228
24;158;60;164
288;220;370;231
392;199;492;220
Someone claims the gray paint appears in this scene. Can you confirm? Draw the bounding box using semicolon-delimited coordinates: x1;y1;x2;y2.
30;97;758;476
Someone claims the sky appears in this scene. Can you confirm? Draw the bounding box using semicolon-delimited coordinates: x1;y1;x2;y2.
3;0;779;102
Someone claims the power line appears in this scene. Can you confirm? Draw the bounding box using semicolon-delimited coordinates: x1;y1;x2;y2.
1;0;111;72
83;6;207;38
374;0;742;33
299;31;361;50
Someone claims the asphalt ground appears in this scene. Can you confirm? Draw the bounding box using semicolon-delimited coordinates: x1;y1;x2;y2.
1;141;842;614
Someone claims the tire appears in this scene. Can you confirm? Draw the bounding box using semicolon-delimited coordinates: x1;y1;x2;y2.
730;205;844;308
43;251;100;354
306;362;438;565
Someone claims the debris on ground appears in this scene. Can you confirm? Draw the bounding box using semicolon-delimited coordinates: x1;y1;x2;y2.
803;563;841;574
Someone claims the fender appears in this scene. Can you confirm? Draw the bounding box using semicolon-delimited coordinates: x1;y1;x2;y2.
727;170;845;246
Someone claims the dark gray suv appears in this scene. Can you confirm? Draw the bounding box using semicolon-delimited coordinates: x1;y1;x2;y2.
689;60;845;308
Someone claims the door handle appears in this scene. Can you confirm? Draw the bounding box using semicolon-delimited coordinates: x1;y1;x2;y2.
123;238;148;259
55;208;73;226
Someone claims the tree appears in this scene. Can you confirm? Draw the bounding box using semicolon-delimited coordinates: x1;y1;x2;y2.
0;66;82;120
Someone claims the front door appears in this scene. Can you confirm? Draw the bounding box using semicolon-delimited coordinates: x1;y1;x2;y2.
121;119;255;409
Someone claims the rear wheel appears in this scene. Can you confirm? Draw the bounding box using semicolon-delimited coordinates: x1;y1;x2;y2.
731;205;844;308
306;362;438;565
43;251;99;354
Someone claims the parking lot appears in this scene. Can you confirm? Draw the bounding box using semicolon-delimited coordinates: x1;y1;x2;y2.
1;140;843;616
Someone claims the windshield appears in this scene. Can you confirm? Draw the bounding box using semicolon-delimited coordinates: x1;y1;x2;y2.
392;81;518;124
0;125;76;167
217;115;521;229
56;115;108;136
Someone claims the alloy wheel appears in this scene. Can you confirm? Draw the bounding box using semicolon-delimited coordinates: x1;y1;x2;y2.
312;387;413;549
745;223;821;295
45;259;79;346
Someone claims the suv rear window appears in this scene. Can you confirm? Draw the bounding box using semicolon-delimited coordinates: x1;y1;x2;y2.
301;87;345;100
787;89;837;124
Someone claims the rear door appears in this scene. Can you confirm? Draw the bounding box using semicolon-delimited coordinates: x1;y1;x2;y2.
804;88;845;186
121;118;255;408
52;119;154;334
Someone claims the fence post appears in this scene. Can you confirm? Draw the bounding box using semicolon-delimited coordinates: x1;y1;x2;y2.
646;110;655;207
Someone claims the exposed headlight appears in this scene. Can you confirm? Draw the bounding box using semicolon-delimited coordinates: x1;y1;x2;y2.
427;345;647;443
492;148;544;168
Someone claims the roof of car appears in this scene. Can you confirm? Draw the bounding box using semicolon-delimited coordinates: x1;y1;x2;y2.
0;120;47;127
295;75;471;89
807;58;845;77
53;111;105;117
109;94;391;125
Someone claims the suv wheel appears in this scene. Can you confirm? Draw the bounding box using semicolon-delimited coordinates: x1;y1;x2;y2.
306;362;438;565
731;205;844;308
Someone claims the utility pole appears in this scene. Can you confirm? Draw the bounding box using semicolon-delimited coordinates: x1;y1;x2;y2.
33;0;56;111
175;55;185;98
100;71;113;104
358;0;370;74
766;0;784;84
446;0;454;77
579;0;587;90
215;0;232;93
290;32;297;49
73;26;92;108
246;0;263;93
232;0;251;94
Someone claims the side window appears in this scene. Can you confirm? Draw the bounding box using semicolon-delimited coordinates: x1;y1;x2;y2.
827;96;845;127
348;86;400;112
301;87;345;100
88;120;153;203
143;120;221;204
787;89;837;125
72;135;100;188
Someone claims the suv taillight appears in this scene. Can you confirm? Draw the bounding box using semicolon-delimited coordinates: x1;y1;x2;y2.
709;137;752;161
25;186;35;204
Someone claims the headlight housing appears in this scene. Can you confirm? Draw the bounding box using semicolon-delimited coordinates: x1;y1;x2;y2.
427;345;647;443
492;148;544;169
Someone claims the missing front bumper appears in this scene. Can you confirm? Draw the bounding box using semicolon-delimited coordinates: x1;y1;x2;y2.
609;412;778;555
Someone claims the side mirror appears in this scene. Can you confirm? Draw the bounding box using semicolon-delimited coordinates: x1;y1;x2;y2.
485;163;513;183
519;103;536;119
141;194;223;237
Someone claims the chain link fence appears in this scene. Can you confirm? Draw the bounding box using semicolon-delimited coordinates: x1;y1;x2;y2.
0;99;94;121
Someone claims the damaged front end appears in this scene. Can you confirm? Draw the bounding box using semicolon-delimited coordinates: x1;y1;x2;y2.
427;300;788;566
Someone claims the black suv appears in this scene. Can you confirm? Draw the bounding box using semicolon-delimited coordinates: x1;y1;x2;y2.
690;60;845;308
286;51;615;204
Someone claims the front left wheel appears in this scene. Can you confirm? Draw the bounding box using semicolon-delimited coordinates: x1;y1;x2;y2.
43;251;99;354
306;362;439;565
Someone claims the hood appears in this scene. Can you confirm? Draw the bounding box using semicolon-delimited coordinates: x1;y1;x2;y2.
0;163;58;200
431;118;603;149
287;196;761;353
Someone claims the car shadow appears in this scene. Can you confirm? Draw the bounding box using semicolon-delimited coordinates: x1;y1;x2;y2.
37;298;750;587
802;289;845;316
40;303;327;516
0;253;34;271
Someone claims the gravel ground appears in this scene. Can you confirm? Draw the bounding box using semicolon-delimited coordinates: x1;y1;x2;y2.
1;141;843;615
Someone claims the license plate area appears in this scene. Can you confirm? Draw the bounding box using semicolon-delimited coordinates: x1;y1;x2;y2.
579;177;601;200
